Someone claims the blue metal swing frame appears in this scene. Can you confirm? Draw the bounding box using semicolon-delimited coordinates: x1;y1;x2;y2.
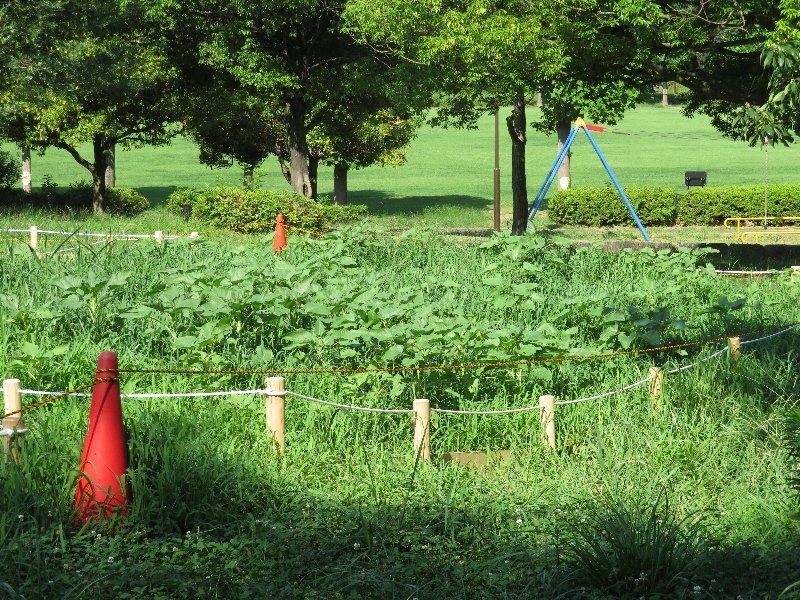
527;118;651;242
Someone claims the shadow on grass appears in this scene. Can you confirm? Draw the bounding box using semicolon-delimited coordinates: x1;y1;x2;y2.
137;186;177;209
348;189;491;216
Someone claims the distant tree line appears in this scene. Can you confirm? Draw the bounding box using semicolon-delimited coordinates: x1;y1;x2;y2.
0;0;797;231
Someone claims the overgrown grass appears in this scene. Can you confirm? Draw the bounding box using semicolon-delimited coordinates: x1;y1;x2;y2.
1;229;799;598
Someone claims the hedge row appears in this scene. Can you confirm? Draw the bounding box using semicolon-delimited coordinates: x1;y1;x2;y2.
547;184;800;226
0;184;149;216
167;187;367;232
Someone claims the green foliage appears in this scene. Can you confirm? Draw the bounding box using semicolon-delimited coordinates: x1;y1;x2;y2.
562;493;709;596
548;185;679;226
191;187;327;232
0;149;17;189
106;187;150;216
547;184;800;226
679;184;800;225
166;187;201;216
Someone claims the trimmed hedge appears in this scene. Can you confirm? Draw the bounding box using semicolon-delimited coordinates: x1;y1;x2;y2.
172;187;367;232
548;186;679;226
547;184;800;226
678;185;800;225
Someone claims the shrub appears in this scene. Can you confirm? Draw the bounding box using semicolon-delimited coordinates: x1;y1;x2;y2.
190;187;327;233
0;149;17;189
548;185;679;226
107;187;150;216
678;184;800;225
166;187;201;216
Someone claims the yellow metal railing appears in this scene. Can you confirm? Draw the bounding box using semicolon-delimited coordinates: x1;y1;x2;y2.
723;217;800;242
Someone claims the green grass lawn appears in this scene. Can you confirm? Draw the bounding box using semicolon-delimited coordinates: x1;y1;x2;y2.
2;102;799;240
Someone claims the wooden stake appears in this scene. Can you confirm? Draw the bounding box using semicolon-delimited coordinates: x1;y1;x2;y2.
648;367;663;409
3;379;24;464
154;230;164;244
265;377;285;455
729;336;741;366
540;395;556;450
413;398;430;461
29;226;38;250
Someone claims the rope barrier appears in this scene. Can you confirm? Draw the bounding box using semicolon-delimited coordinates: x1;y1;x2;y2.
0;427;28;437
96;322;798;378
6;322;798;420
1;378;117;420
1;219;325;243
740;322;800;345
285;390;414;413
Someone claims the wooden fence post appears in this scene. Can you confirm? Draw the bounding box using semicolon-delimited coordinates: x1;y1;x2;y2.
540;394;556;450
3;379;24;464
29;226;38;251
413;398;430;461
265;377;285;455
648;367;663;409
154;230;164;244
729;336;741;367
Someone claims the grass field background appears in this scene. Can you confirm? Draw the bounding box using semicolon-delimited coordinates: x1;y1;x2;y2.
3;103;798;234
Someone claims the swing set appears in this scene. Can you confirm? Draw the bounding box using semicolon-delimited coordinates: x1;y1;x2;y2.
527;117;651;242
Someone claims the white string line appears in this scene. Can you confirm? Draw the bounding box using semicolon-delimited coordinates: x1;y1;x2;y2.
50;240;110;255
285;390;415;414
11;322;797;412
741;322;800;345
1;229;186;240
666;346;729;374
0;427;28;437
20;388;268;399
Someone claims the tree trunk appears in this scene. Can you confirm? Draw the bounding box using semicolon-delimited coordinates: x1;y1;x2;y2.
333;162;348;205
21;146;32;193
556;119;572;190
92;137;108;214
536;92;543;107
308;155;319;200
104;144;116;189
243;167;254;188
507;95;527;235
286;97;313;197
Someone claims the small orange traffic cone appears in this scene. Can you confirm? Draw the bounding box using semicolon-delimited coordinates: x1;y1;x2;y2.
274;213;287;253
74;351;131;523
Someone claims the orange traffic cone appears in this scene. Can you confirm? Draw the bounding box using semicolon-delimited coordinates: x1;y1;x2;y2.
74;351;131;523
274;213;287;253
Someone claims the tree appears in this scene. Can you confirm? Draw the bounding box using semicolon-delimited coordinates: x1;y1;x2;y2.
150;0;423;199
649;0;794;143
345;0;563;233
0;1;180;212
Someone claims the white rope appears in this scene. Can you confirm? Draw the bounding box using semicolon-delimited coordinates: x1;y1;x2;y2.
554;373;656;406
666;346;729;374
120;389;267;398
20;389;90;397
1;229;185;240
432;404;543;415
0;427;28;437
741;323;800;345
50;240;109;254
20;388;268;399
285;390;414;413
